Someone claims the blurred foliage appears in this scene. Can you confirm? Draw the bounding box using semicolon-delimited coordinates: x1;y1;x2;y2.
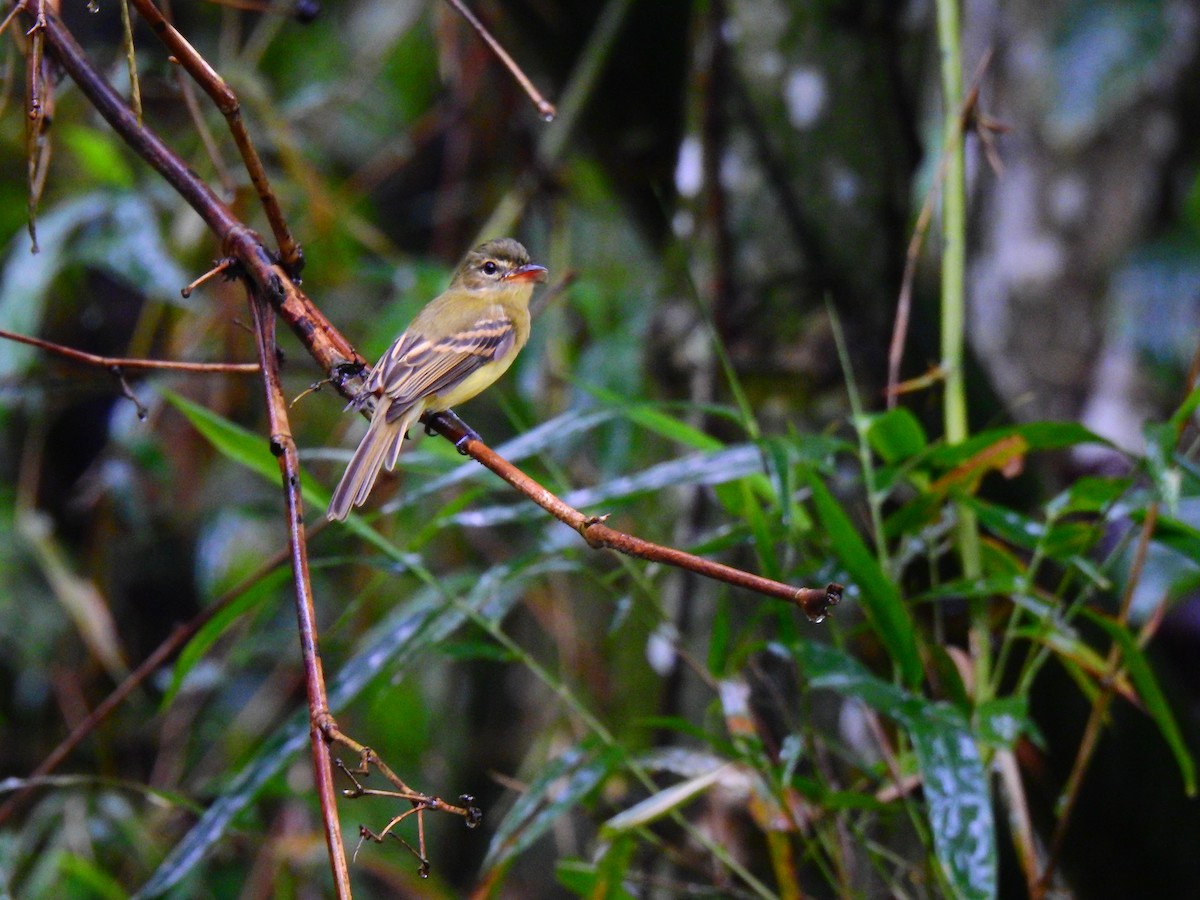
1;1;1199;899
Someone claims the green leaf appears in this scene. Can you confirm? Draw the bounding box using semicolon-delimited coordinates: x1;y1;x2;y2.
1167;383;1200;432
601;762;732;835
1137;511;1200;561
1080;609;1197;796
805;471;922;687
587;386;725;451
161;568;290;709
436;638;518;662
1045;475;1132;517
60;125;136;188
555;853;638;900
162;390;280;484
907;705;997;900
589;834;638;900
925;422;1109;471
450;444;765;527
975;697;1029;750
866;407;928;464
483;742;618;871
795;642;996;900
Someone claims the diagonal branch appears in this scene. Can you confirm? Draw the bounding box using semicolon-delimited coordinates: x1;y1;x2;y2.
427;410;843;621
126;0;303;273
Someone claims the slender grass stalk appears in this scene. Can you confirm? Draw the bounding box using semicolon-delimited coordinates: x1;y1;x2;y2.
935;0;988;695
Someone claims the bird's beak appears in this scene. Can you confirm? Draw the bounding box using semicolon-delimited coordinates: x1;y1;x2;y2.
505;263;548;284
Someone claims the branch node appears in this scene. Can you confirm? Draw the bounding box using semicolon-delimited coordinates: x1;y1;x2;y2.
461;794;482;828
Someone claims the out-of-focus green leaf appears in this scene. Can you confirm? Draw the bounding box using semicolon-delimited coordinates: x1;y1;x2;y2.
0;195;107;379
907;706;997;900
805;471;922;687
586;385;724;451
161;567;289;709
968;499;1045;552
867;407;927;464
1135;510;1200;561
975;697;1028;750
58;853;128;900
601;763;732;835
556;853;638;900
60;125;136;188
1080;609;1197;796
436;638;519;662
483;742;618;872
1167;384;1200;432
590;834;638;900
925;422;1109;471
795;641;996;900
1045;475;1132;517
1142;421;1183;514
449;444;765;527
163;390;280;485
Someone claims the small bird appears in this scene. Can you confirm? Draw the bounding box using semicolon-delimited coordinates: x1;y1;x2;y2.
327;238;547;521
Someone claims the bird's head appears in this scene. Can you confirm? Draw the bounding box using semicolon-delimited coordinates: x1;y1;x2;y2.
452;238;548;291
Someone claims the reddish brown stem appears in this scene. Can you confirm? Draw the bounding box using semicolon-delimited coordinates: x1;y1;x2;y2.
247;291;351;897
0;327;260;373
426;410;843;621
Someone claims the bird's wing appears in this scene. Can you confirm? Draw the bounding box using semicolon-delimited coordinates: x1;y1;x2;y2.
365;304;516;413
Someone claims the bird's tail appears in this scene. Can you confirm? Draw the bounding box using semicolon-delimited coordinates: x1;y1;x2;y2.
327;401;422;520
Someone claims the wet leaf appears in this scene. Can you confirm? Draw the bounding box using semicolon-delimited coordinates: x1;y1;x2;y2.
795;641;996;900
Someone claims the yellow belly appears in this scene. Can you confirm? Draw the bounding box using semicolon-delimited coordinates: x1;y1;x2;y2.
426;352;519;412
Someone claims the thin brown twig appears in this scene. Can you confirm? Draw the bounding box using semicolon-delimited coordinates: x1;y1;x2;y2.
442;0;556;121
25;0;51;253
125;0;303;273
248;291;352;897
0;327;261;373
0;1;24;37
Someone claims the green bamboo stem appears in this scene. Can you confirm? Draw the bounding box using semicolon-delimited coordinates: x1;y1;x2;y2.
935;0;988;693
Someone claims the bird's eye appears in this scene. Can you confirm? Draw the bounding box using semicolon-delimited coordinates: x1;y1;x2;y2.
481;260;499;276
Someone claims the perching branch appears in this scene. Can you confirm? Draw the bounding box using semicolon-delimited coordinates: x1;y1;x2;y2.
427;409;843;622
